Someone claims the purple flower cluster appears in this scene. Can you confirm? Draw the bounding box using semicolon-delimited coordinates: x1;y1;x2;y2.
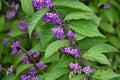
0;65;3;71
21;56;30;64
18;21;28;31
69;63;93;74
67;30;75;39
3;39;9;45
11;41;22;56
28;50;41;58
61;47;80;58
6;65;14;76
103;3;110;9
43;12;64;26
6;2;19;19
69;63;81;70
52;28;65;39
34;32;40;40
36;62;47;69
82;66;93;74
20;67;39;80
32;0;53;10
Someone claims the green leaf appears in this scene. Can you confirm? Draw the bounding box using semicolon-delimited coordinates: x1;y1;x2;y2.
75;33;86;41
16;64;33;76
83;43;119;65
54;0;93;12
28;8;49;38
99;21;115;33
69;74;85;80
13;53;26;68
64;12;101;26
93;69;120;80
98;0;107;7
45;39;69;58
2;74;16;80
69;20;105;37
0;16;5;31
45;68;70;80
108;35;120;49
116;28;120;39
21;0;34;16
10;29;26;37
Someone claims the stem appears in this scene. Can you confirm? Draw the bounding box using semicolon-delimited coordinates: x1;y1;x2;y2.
1;0;10;8
19;46;45;73
52;6;88;66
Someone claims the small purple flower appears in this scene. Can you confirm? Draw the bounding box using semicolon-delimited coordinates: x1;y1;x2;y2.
3;39;9;45
36;62;47;69
103;3;110;9
31;77;39;80
0;65;3;71
6;2;19;19
33;52;40;58
18;21;28;31
43;13;64;26
67;30;75;38
51;28;65;40
69;63;81;70
11;41;22;55
6;65;14;76
28;67;37;76
61;47;80;58
34;32;40;40
82;66;93;74
32;0;53;10
21;56;30;64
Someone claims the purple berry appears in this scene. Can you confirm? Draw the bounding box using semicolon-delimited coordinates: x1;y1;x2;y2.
18;21;28;31
3;39;9;45
36;62;47;69
21;56;30;64
103;3;110;9
67;30;75;38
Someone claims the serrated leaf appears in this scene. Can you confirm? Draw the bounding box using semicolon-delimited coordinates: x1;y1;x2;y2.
0;16;5;31
28;8;49;38
83;43;119;65
45;68;70;80
16;64;33;76
93;69;120;80
54;0;93;12
45;39;69;58
69;74;84;80
64;12;101;26
69;20;105;37
21;0;34;16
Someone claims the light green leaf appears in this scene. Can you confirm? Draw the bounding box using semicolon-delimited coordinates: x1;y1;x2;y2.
28;8;49;38
69;74;85;80
93;69;120;80
69;20;105;37
0;16;5;31
10;29;26;37
16;64;33;76
83;43;119;65
54;0;93;12
45;68;70;80
45;39;69;58
21;0;34;16
64;12;101;26
75;33;86;41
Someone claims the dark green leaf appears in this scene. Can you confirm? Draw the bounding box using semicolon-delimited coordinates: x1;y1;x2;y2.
69;20;105;37
28;8;49;38
21;0;34;16
2;74;16;80
0;1;2;10
93;69;120;80
45;39;69;58
69;74;85;80
0;16;5;31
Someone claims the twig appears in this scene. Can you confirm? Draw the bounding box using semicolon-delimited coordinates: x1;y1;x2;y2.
1;0;10;8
